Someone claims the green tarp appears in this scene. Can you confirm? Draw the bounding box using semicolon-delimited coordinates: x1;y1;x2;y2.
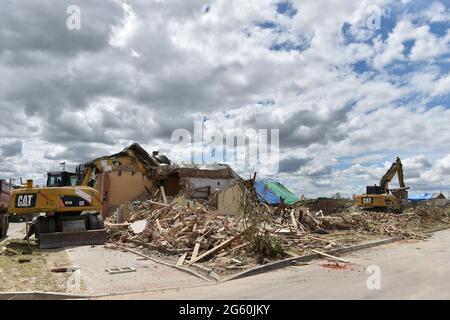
256;180;299;205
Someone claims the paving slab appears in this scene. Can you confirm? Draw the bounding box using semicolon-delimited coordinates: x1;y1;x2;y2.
66;245;208;296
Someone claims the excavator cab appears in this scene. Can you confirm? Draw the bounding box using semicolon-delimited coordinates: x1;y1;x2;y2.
46;171;80;187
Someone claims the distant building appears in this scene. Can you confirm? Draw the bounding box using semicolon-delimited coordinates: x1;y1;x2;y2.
431;192;447;207
408;192;447;207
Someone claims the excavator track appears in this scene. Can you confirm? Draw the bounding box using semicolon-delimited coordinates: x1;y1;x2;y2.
39;230;107;249
32;212;107;249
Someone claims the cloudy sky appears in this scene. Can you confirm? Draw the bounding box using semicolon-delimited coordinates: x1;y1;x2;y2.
0;0;449;197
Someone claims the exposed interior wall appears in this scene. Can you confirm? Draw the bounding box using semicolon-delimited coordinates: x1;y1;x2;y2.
163;173;182;196
187;178;234;199
216;184;243;216
96;171;154;217
163;172;237;200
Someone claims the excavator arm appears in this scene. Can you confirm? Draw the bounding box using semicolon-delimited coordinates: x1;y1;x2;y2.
76;163;98;187
379;157;405;193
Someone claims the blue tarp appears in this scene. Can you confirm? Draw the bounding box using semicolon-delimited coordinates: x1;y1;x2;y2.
255;180;280;205
408;193;433;202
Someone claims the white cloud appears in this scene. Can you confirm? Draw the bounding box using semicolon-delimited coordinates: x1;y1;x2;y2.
0;0;449;197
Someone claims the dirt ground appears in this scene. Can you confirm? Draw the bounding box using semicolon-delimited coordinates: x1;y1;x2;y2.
0;240;72;293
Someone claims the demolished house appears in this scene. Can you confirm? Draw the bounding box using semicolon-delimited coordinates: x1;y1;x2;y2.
100;147;450;277
161;163;241;200
80;143;242;218
77;143;171;216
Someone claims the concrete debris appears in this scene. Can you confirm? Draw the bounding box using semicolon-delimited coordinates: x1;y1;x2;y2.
105;266;137;275
130;220;148;234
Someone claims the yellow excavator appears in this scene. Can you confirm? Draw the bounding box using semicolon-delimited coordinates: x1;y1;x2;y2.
7;178;106;249
355;157;409;213
4;144;168;248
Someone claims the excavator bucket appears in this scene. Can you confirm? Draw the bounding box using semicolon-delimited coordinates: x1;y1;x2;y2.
38;229;107;249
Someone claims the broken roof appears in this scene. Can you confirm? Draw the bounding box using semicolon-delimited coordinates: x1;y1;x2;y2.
172;163;241;180
409;192;447;202
408;193;433;202
92;143;164;167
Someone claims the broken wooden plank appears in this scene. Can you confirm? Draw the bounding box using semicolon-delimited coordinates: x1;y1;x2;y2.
188;229;248;264
105;222;131;228
160;186;168;204
190;242;201;262
306;209;321;226
177;252;188;266
290;210;299;230
149;200;171;207
310;249;349;263
305;234;337;246
156;219;164;233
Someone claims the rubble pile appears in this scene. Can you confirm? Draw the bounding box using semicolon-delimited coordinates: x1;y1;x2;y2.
106;196;450;275
319;209;448;239
107;200;249;258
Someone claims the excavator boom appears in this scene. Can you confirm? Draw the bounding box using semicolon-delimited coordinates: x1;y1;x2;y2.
379;157;405;193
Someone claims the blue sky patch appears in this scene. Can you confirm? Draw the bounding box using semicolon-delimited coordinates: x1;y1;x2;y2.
352;60;373;74
429;21;450;37
270;40;309;52
276;1;298;17
426;94;450;109
402;39;416;57
257;21;277;29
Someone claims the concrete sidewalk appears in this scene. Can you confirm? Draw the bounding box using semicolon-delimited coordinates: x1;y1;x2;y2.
66;245;209;296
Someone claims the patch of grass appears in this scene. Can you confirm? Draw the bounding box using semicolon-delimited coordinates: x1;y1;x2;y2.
1;240;39;256
0;239;71;293
247;232;285;263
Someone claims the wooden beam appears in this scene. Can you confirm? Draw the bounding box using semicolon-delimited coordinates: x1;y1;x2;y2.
176;252;188;266
149;200;171;207
160;186;168;204
290;210;298;230
188;229;248;264
310;249;349;263
190;242;201;262
156;219;164;233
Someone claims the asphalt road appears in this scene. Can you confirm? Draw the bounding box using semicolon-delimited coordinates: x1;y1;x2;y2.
97;229;450;300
